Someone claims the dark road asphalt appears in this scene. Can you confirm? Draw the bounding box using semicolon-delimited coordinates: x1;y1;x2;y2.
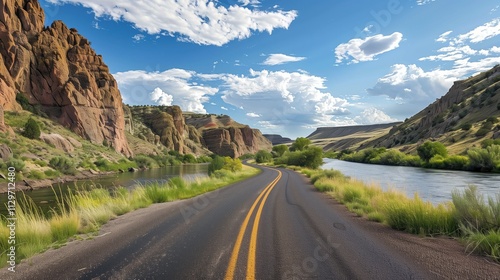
1;165;435;280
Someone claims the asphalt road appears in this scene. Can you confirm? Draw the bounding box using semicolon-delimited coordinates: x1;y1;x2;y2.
1;165;436;280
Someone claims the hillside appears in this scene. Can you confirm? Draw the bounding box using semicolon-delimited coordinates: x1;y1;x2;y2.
368;65;500;154
306;123;401;151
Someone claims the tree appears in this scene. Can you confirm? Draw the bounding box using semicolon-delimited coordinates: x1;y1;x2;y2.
272;145;289;157
208;155;225;175
417;141;448;163
290;137;311;151
255;150;273;163
23;118;41;139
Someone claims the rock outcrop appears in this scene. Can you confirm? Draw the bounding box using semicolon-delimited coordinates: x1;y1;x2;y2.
40;133;75;153
185;113;272;158
128;106;271;158
0;0;131;156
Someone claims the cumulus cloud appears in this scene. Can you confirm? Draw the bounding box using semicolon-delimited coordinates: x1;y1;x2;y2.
262;53;306;65
47;0;297;46
354;108;398;125
150;87;174;106
335;32;403;64
113;68;218;113
219;69;350;130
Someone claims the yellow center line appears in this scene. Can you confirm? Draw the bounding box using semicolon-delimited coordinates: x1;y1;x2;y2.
247;170;282;279
225;168;282;280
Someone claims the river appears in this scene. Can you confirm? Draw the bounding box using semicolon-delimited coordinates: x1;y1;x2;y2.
322;159;500;204
8;164;209;216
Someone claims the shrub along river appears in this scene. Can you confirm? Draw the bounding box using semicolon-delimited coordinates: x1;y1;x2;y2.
7;164;209;216
322;159;500;204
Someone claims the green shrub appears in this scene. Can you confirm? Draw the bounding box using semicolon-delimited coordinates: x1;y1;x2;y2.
133;155;158;169
467;145;500;172
272;145;289;157
461;123;472;131
223;157;243;172
182;154;197;163
417;141;448;163
28;170;46;179
290;137;311;151
208;155;225;175
22;118;41;140
452;186;500;232
6;158;25;172
49;156;77;175
255;150;273;163
443;155;469;170
475;128;490;137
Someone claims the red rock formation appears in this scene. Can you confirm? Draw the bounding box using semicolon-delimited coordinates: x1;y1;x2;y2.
0;0;131;156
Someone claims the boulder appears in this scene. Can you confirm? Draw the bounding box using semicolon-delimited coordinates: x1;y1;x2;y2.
40;133;75;153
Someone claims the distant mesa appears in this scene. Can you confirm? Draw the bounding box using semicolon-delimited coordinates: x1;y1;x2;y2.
263;134;293;145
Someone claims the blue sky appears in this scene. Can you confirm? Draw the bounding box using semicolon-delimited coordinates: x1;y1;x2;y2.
41;0;500;139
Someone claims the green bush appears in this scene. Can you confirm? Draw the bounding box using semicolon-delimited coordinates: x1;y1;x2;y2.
22;118;41;140
133;155;158;169
223;157;243;172
6;158;26;172
182;154;197;163
28;170;46;179
290;137;311;151
255;150;273;163
467;145;500;172
475;128;490;137
208;156;225;175
49;156;77;175
461;123;472;131
272;145;289;157
417;141;448;163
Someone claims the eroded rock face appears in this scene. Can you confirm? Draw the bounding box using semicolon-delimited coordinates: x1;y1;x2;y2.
0;0;131;156
202;126;272;158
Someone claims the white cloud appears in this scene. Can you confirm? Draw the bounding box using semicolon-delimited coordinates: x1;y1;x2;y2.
416;0;436;5
354;108;398;125
456;18;500;44
114;69;218;113
335;32;403;64
436;30;452;42
220;69;350;130
262;53;306;66
47;0;297;46
132;34;145;42
246;112;261;118
221;106;228;111
150;87;173;106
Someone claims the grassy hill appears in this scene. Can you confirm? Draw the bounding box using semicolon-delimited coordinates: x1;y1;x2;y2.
368;65;500;154
306;123;401;151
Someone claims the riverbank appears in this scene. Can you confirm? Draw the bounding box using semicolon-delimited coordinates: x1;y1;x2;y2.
288;165;500;262
0;170;118;194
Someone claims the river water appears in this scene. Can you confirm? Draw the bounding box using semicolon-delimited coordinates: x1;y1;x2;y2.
322;159;500;204
8;164;208;216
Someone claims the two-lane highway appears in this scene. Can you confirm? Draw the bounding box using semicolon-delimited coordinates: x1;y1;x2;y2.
1;165;438;279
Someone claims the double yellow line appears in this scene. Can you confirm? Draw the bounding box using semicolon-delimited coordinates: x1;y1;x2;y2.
225;169;282;280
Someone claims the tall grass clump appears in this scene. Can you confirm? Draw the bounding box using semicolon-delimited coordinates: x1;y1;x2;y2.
383;194;457;235
452;186;500;260
15;196;53;261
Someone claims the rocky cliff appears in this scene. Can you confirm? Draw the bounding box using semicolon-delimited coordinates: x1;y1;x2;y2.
128;106;272;158
0;0;131;156
185;113;272;158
